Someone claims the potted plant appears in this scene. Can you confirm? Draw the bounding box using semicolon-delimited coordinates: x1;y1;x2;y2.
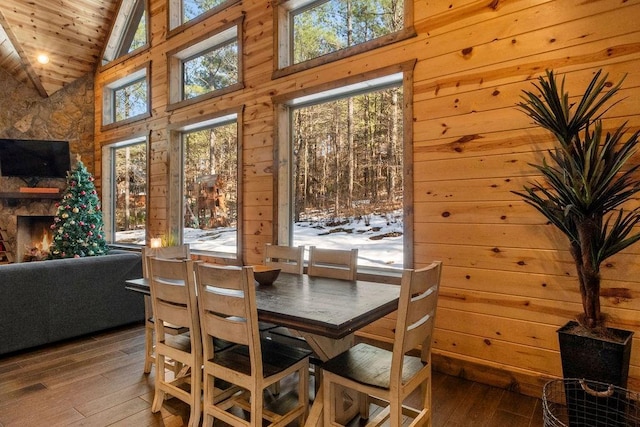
515;69;640;392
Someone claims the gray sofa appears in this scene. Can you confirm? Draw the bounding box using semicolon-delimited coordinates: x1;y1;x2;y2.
0;249;144;356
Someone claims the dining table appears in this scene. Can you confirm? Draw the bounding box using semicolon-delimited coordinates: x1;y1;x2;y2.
125;269;401;426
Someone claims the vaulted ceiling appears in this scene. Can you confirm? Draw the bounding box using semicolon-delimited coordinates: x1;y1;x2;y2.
0;0;119;98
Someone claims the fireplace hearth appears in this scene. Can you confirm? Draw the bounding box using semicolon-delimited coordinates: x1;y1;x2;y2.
17;216;55;261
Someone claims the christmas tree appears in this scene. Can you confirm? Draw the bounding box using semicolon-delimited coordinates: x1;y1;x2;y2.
49;157;109;259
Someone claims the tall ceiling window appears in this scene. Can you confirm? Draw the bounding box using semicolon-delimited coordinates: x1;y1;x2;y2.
168;0;241;32
102;64;150;128
183;38;238;100
167;21;243;109
102;137;147;246
102;0;148;66
276;67;413;270
169;111;242;260
113;78;148;121
275;0;413;75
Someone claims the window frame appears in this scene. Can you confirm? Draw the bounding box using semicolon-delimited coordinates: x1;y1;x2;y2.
273;60;415;270
166;17;244;111
101;62;151;130
167;0;241;37
167;106;245;264
101;134;149;247
273;0;415;79
100;0;149;69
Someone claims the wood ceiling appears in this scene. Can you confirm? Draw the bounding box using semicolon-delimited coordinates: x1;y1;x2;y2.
0;0;119;97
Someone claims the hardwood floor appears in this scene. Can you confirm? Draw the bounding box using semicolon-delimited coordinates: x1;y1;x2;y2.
0;323;545;426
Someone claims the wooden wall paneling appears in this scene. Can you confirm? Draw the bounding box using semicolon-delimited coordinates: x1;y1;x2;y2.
416;243;639;281
416;33;640;105
414;0;555;36
434;328;562;376
421;0;637;58
414;176;532;202
436;308;559;350
417;151;545;181
414;201;548;225
414;62;640;122
416;93;640;143
415;4;640;85
414;223;567;250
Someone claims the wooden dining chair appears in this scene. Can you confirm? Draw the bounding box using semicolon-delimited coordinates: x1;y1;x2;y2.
260;243;305;333
141;244;190;374
264;243;304;275
195;263;312;427
148;257;202;427
321;261;442;427
308;246;358;281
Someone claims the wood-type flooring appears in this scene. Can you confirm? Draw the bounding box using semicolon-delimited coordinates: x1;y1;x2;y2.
0;324;544;426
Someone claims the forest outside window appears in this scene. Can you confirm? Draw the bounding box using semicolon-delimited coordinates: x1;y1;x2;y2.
275;0;414;76
167;21;243;109
102;137;147;246
276;68;412;270
102;0;148;66
102;65;150;128
168;0;240;32
175;113;241;259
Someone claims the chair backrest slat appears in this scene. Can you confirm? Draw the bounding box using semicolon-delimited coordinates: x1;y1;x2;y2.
155;299;191;328
264;243;304;275
202;311;251;346
308;246;358;281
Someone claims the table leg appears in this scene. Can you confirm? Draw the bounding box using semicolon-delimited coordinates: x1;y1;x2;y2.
298;332;360;426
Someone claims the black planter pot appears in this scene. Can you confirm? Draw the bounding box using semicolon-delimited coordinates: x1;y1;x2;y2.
557;321;634;427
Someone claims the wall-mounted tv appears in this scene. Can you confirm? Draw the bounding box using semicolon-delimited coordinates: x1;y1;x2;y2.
0;139;70;183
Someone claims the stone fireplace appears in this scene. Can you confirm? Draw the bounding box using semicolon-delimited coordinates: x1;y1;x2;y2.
17;215;55;261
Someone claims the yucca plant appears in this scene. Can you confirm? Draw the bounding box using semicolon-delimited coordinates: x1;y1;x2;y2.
515;70;640;330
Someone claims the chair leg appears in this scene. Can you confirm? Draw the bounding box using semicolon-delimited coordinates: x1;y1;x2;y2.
151;355;166;413
202;373;215;427
271;381;281;396
389;401;402;427
187;363;202;427
359;391;370;419
323;376;334;426
298;365;309;425
143;324;154;374
252;385;264;426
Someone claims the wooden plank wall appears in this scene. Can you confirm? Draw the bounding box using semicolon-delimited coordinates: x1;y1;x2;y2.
93;0;640;398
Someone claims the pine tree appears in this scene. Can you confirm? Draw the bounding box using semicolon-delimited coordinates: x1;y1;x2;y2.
49;158;109;259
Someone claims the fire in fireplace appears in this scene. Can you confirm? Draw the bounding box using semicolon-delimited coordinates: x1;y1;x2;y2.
16;216;55;262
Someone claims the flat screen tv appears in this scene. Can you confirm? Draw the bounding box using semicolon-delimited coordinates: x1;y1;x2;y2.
0;139;70;184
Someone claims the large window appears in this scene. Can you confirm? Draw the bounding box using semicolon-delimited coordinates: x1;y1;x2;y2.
170;111;242;260
102;64;150;127
275;0;413;75
102;0;148;66
167;22;242;109
102;137;147;246
276;65;413;270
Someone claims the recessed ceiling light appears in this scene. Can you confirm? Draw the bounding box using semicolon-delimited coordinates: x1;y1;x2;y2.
37;54;50;65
